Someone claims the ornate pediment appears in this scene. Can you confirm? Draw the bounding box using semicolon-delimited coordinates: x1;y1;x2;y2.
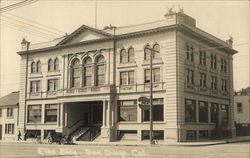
57;25;112;46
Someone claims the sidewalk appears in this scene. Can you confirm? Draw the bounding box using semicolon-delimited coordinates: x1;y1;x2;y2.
74;136;250;147
1;136;249;147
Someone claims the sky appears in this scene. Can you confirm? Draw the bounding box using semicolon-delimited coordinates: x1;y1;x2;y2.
0;0;249;96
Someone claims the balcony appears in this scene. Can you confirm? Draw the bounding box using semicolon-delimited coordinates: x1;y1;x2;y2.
117;82;165;93
27;85;115;99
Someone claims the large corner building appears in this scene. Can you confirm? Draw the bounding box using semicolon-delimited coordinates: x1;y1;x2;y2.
17;11;237;142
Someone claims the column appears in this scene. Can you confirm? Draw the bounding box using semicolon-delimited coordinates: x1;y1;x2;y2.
64;104;68;127
208;103;211;123
196;100;199;123
57;103;61;126
102;100;106;127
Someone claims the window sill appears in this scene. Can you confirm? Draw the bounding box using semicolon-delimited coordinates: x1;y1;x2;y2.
29;72;43;79
118;62;137;69
46;71;61;77
6;116;14;119
44;122;57;125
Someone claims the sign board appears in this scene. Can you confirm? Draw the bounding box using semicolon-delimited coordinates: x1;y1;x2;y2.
138;96;150;110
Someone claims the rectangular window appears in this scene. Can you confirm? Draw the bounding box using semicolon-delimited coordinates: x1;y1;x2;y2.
28;105;42;123
142;130;164;140
186;45;194;62
211;76;217;89
221;58;227;72
0;108;2;117
144;68;160;83
47;79;59;91
5;123;14;134
199;101;208;123
185;99;196;123
210;54;217;69
186;130;197;140
211;103;219;123
45;104;57;122
72;68;80;87
221;79;227;92
237;102;243;113
120;71;134;85
118;100;137;122
186;69;194;84
30;80;41;92
142;98;164;121
199;130;208;139
199;50;206;65
7;108;13;117
199;73;206;87
221;104;229;125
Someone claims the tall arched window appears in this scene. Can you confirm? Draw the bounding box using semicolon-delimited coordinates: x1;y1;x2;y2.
144;45;151;60
36;61;41;72
71;59;80;88
152;43;160;59
120;49;127;63
48;59;53;71
128;47;135;62
96;55;105;86
31;61;36;73
54;58;59;71
83;57;92;87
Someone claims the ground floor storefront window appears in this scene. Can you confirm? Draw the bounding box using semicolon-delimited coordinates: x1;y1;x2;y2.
28;105;42;123
221;104;229;126
186;130;197;140
118;100;137;122
199;130;208;139
185;99;196;123
199;101;208;123
5;124;14;134
45;104;57;123
117;130;137;140
26;130;41;139
142;98;164;121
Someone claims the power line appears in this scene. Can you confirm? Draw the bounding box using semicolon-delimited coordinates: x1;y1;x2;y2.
5;12;66;35
0;0;38;13
2;14;63;37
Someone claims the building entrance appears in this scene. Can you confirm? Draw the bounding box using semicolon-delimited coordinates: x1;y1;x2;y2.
65;101;103;141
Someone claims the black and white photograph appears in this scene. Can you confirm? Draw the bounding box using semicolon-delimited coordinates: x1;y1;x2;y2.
0;0;249;158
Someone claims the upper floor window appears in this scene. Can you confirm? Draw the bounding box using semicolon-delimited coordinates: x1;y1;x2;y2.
83;57;92;87
186;69;194;84
30;80;41;92
199;73;207;87
144;68;160;83
237;102;243;113
47;79;59;91
152;43;160;59
5;124;14;134
120;71;134;85
199;50;206;65
96;55;105;86
54;58;59;71
128;47;135;62
144;45;151;60
48;59;53;71
186;45;194;62
37;61;41;72
0;108;2;117
31;61;41;73
210;54;217;69
7;108;13;117
120;49;127;63
71;59;80;88
221;58;227;73
221;79;227;92
211;76;217;90
31;61;36;73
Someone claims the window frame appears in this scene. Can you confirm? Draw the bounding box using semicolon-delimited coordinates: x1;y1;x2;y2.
144;68;161;83
120;70;135;85
27;104;42;123
118;100;137;122
45;104;58;123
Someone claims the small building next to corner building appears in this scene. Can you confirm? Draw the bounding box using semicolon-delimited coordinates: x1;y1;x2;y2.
16;10;237;142
0;91;19;141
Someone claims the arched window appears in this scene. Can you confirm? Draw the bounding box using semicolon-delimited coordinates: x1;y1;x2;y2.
144;45;151;60
96;55;105;86
31;61;36;73
48;59;53;71
120;49;127;63
36;61;41;72
128;47;135;62
152;43;160;59
54;58;59;71
83;57;92;87
71;59;80;88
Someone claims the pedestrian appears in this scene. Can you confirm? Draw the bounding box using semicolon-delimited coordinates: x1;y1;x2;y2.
17;131;22;141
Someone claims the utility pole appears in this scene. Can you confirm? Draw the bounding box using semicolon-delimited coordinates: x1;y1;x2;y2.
149;46;154;145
